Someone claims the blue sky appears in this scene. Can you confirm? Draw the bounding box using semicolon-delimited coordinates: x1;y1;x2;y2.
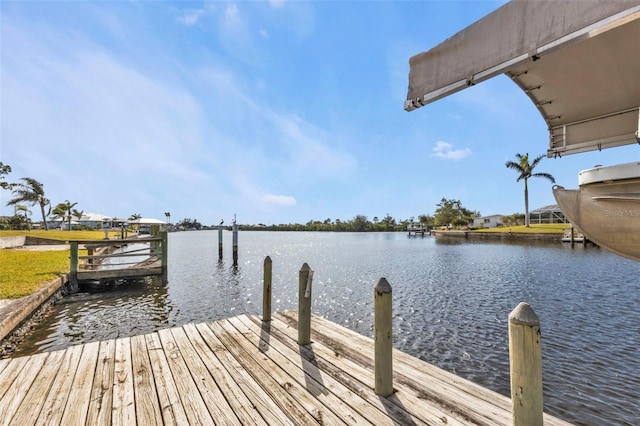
2;1;638;226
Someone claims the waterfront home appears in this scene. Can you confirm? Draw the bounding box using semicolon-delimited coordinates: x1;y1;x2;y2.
473;214;504;228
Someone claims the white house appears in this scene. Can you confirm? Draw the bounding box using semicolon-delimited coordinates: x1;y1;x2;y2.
473;215;504;228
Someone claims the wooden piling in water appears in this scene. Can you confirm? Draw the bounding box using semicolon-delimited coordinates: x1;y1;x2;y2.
70;241;79;290
374;277;393;397
509;302;543;426
232;223;238;265
218;226;223;260
298;263;313;345
263;256;272;322
161;230;168;283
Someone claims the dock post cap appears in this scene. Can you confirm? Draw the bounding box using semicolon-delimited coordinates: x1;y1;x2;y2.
509;302;540;326
264;255;272;263
300;262;311;271
375;277;392;294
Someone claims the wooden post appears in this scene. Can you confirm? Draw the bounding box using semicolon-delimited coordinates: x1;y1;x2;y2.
509;302;543;426
218;226;223;260
298;263;313;345
161;230;168;283
70;241;79;290
232;223;238;265
263;256;272;322
374;277;393;397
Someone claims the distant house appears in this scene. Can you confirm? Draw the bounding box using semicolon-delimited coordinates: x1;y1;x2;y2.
473;215;504;228
528;205;568;224
47;212;119;230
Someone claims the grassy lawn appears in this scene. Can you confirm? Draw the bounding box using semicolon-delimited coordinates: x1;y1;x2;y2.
472;224;567;234
0;230;113;299
0;229;119;241
0;249;73;299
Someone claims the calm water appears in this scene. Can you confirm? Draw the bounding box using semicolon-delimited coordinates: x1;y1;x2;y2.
12;231;640;425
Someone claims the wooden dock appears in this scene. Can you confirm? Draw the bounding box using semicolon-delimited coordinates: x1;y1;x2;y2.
0;311;571;425
69;234;167;285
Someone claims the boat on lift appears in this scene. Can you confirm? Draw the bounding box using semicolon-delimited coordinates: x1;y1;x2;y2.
553;162;640;262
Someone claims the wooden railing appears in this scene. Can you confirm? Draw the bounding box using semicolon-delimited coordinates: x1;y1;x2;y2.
69;231;167;287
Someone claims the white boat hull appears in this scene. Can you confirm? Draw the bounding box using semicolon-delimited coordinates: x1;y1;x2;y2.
553;163;640;262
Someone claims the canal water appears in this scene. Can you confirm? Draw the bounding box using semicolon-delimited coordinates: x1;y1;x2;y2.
12;231;640;425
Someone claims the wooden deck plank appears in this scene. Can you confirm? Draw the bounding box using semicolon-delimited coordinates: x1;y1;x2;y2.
145;332;190;425
265;314;466;426
35;345;83;425
7;350;65;426
169;326;242;425
229;315;380;426
112;337;136;425
278;312;573;426
60;341;100;425
0;356;29;401
0;312;574;426
217;318;348;425
0;352;49;425
0;357;11;376
130;334;163;426
87;339;116;426
304;312;512;425
182;323;268;426
156;328;215;425
242;314;440;426
194;322;297;426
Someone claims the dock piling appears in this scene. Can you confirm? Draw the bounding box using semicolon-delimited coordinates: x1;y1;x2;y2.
374;277;393;397
508;302;543;426
218;226;223;260
232;223;238;265
263;256;272;322
298;263;313;345
70;241;79;291
161;230;168;283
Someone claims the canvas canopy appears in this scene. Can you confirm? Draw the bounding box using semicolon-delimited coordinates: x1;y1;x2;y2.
405;0;640;157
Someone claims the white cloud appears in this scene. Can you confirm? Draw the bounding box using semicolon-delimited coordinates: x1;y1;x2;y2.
224;4;244;31
431;141;472;161
263;194;296;206
179;10;206;25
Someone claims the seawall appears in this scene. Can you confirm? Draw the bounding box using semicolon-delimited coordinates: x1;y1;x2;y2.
433;230;561;243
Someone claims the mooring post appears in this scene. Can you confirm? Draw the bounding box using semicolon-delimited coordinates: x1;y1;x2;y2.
374;277;393;397
509;302;543;426
218;226;223;260
263;256;272;322
70;241;79;289
161;230;168;283
298;263;313;345
232;223;238;265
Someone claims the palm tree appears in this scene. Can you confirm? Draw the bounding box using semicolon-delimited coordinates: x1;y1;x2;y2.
15;204;31;230
505;153;556;227
7;177;51;230
52;200;78;230
129;213;142;220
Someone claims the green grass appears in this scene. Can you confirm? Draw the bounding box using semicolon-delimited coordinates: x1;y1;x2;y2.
0;229;119;241
472;224;567;234
0;230;111;299
0;249;72;299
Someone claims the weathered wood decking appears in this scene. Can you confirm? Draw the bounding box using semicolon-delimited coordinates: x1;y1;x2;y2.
0;312;572;425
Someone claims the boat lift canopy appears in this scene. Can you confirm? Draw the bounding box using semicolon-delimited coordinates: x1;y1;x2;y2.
405;0;640;158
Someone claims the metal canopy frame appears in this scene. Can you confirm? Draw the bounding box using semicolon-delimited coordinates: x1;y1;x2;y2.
405;0;640;157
